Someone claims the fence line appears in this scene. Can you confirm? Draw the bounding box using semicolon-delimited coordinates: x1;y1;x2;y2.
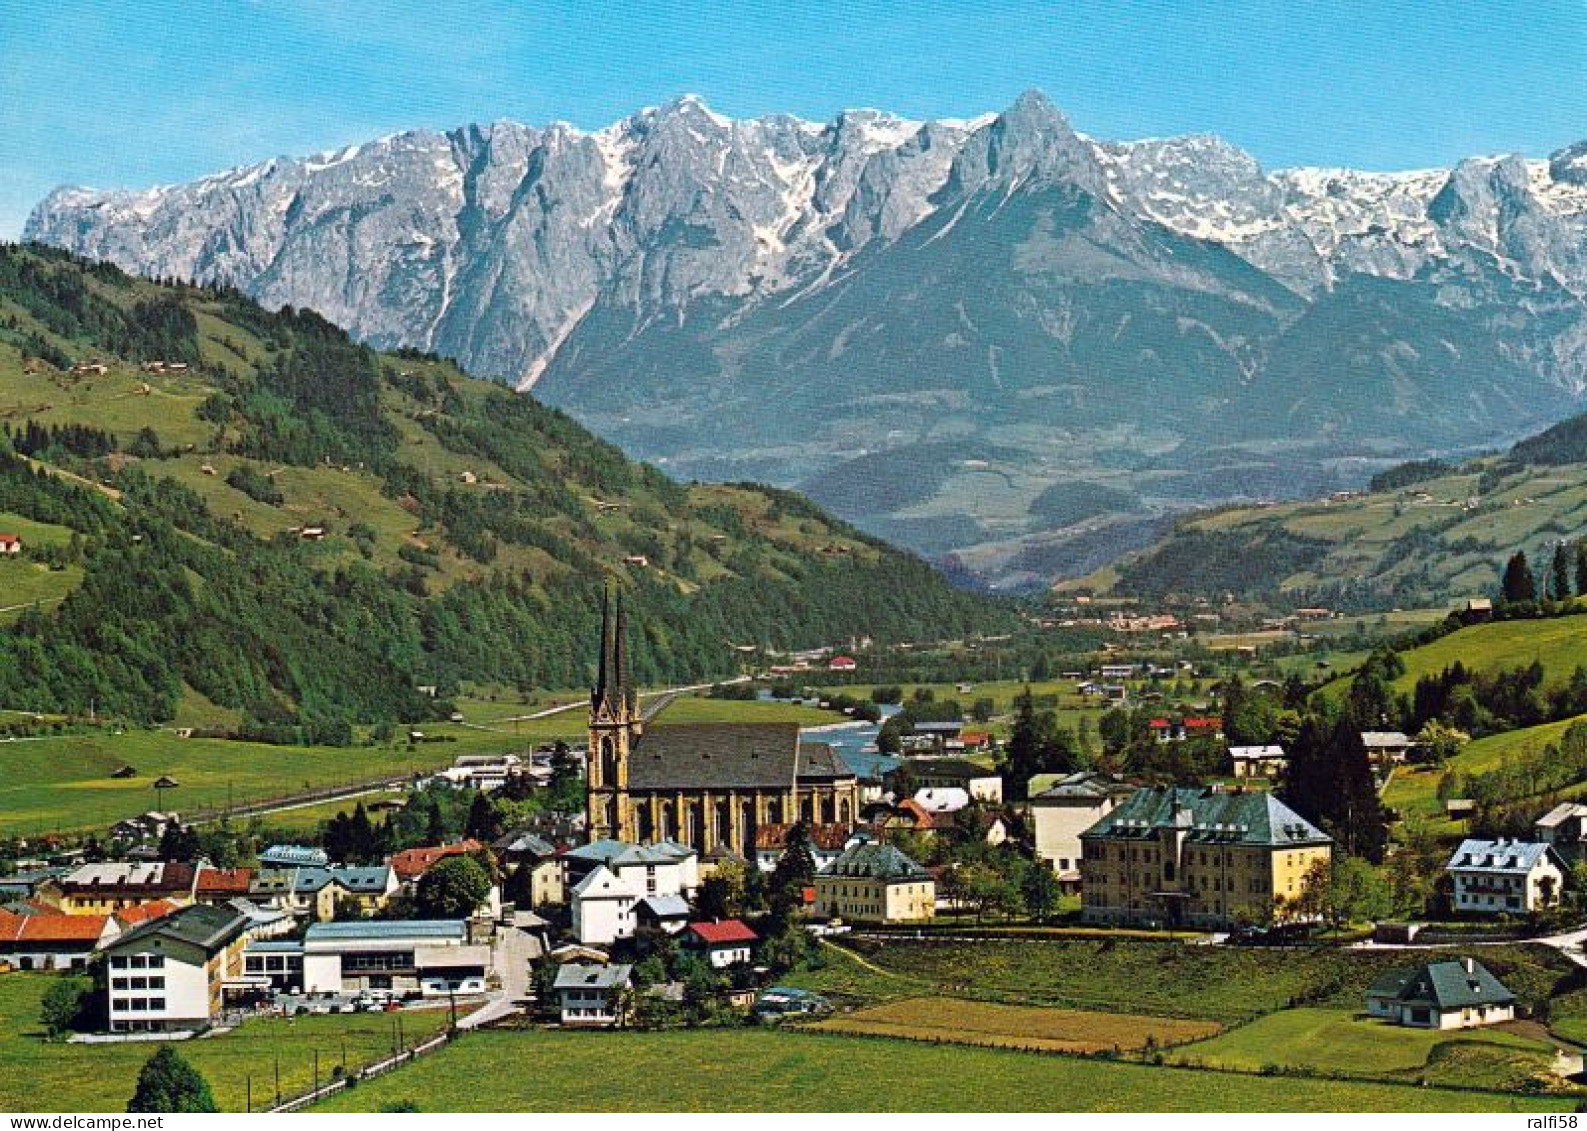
266;1031;455;1113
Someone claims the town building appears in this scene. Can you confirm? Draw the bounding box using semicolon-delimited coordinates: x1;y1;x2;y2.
243;940;305;993
299;920;486;997
250;864;397;921
566;840;699;946
685;919;758;968
494;830;567;908
752;823;855;873
1029;772;1138;887
1079;786;1332;929
1365;958;1516;1029
585;587;861;855
0;909;119;971
1228;745;1287;779
1534;803;1587;861
898;759;1003;803
103;904;251;1033
258;844;330;869
813;842;935;925
1446;838;1566;915
44;862;204;914
553;962;633;1027
1361;731;1416;766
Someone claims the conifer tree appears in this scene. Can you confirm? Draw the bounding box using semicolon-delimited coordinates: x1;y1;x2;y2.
127;1046;216;1113
1551;542;1573;602
1501;551;1537;604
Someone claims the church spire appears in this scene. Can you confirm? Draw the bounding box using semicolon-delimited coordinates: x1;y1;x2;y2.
592;580;634;718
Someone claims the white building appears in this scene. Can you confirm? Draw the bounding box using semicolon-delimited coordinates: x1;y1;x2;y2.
566;840;698;946
103;904;250;1033
1228;745;1287;779
685;919;758;968
912;787;970;816
1366;958;1516;1029
553;963;632;1027
1535;802;1587;860
299;920;487;997
1446;838;1566;915
1028;771;1137;886
900;760;1003;803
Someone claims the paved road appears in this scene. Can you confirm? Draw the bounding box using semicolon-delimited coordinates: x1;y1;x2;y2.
488;676;750;725
458;924;544;1030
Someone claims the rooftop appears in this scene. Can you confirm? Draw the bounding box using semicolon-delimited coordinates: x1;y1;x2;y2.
689;919;758;946
1447;838;1560;874
1381;958;1515;1011
1081;786;1330;848
553;962;633;991
627;723;853;790
304;919;465;942
819;842;932;883
109;903;250;955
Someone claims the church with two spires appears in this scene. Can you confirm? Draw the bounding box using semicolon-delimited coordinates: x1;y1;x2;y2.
585;587;861;858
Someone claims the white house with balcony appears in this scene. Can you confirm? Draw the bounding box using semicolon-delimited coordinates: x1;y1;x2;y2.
1446;838;1566;916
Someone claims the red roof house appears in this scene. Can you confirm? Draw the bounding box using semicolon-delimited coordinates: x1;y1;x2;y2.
828;655;858;672
389;840;484;882
114;899;182;929
195;866;254;900
687;919;758;947
0;909;117;968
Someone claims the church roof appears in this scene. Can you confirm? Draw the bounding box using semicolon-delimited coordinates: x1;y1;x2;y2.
628;723;855;791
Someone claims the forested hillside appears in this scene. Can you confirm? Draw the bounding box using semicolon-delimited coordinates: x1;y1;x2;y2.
1086;414;1587;610
0;245;1012;731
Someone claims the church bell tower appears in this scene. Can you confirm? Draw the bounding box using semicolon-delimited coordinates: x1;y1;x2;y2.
587;581;640;842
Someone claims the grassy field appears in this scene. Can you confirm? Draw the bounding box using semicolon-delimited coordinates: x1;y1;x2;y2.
315;1028;1570;1112
813;996;1220;1053
647;696;840;727
0;691;862;837
1384;711;1587;823
0;510;82;623
790;939;1576;1026
0;723;516;837
1170;1007;1561;1091
1323;615;1587;702
0;974;451;1113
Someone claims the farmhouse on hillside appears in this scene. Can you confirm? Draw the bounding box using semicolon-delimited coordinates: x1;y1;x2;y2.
1228;745;1287;779
1534;803;1587;862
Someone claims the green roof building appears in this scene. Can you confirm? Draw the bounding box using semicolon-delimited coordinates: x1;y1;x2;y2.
1365;957;1516;1029
1079;786;1332;930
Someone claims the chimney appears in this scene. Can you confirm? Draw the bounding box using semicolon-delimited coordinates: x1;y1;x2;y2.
1464;956;1474;973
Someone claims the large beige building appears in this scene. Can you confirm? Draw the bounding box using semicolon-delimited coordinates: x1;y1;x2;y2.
814;842;935;924
1029;772;1138;886
1080;786;1331;929
586;587;861;856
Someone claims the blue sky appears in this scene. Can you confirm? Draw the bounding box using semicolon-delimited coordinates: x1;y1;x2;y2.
4;0;1586;238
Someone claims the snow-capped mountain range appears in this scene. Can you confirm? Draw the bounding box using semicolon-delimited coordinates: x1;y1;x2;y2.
25;91;1587;588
